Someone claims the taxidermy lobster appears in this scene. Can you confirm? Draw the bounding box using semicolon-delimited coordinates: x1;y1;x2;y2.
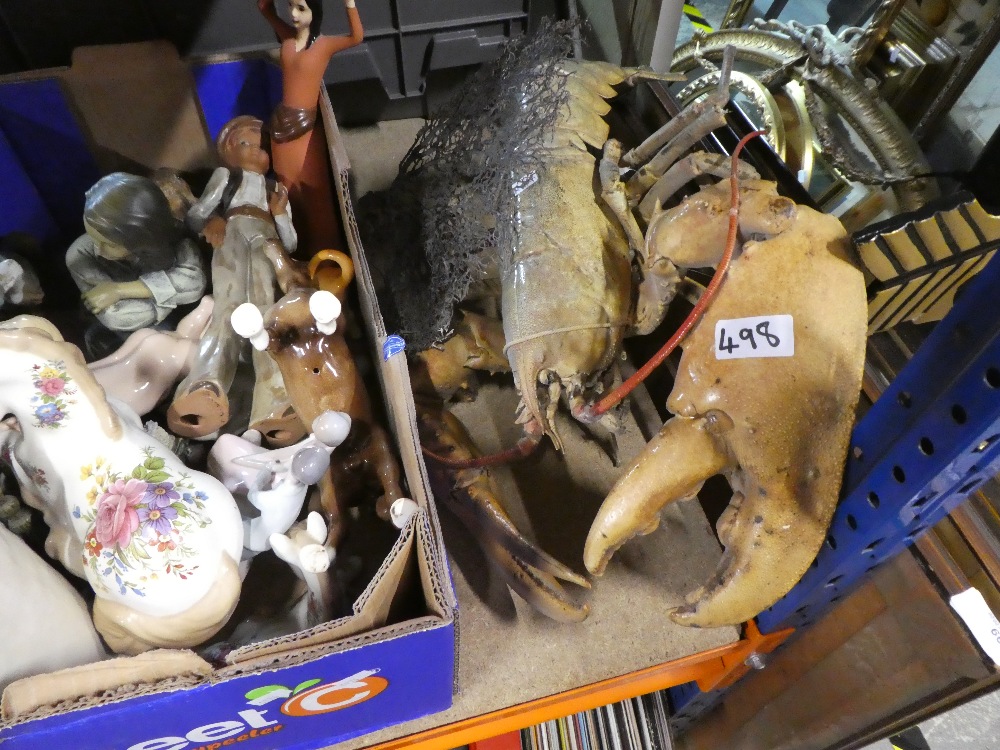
364;24;866;627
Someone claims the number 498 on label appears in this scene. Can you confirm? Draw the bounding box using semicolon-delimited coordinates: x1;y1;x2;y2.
714;315;794;360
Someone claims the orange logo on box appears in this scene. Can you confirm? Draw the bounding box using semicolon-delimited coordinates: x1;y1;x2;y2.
280;675;389;716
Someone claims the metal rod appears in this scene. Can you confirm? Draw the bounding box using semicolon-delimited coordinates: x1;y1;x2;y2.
565;0;584;60
649;0;685;73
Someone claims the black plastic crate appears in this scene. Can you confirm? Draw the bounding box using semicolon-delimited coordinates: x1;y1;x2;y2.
325;0;530;123
0;0;530;124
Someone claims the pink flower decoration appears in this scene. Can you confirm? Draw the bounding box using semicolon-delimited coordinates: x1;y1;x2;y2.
39;377;66;396
94;478;147;549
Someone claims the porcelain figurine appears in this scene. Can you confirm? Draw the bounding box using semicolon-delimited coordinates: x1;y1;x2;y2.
0;523;108;692
167;115;304;446
88;296;214;417
206;410;351;564
270;511;337;628
212;510;340;648
66;173;207;332
0;236;44;309
0;315;244;655
151;167;198;222
0;257;43;308
232;287;406;547
258;0;364;255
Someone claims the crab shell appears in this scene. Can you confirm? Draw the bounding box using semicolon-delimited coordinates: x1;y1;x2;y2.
584;182;867;628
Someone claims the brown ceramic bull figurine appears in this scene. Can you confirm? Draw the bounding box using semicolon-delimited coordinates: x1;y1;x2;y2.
232;277;405;546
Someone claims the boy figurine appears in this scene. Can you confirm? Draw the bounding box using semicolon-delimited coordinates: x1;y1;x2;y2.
167;115;303;444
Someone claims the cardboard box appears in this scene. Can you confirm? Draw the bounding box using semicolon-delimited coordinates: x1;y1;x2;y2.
332;121;740;747
0;42;457;750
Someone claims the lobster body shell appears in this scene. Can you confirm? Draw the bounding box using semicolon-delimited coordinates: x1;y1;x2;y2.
501;63;635;446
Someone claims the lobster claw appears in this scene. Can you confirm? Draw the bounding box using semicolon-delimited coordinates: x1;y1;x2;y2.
584;413;839;628
420;405;590;623
585;198;867;629
583;415;732;578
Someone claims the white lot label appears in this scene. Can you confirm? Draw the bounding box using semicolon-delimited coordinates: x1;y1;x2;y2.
950;588;1000;664
715;314;794;359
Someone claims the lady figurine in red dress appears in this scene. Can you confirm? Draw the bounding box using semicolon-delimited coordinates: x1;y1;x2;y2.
258;0;364;256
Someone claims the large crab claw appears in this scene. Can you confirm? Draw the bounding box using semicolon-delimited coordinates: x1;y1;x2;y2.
584;411;840;628
585;184;867;628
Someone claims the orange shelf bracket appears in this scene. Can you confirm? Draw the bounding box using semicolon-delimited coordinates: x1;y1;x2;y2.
364;620;793;750
694;620;794;693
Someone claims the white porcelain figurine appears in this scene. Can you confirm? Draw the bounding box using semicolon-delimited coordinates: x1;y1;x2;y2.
0;523;108;692
0;315;244;655
88;296;214;417
209;411;350;554
205;410;351;640
271;511;337;629
0;255;44;309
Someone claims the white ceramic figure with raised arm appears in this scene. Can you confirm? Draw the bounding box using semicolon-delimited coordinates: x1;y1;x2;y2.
0;315;244;656
207;410;351;569
0;522;108;692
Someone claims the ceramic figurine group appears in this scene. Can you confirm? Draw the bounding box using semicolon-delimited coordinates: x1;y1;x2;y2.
0;0;410;697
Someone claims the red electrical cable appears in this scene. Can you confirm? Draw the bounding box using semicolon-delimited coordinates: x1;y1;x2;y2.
422;434;541;469
579;128;767;422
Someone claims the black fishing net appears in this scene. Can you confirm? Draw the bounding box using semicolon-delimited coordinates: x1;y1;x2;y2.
358;20;578;351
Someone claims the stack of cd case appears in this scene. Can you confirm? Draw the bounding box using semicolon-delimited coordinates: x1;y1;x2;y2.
520;691;673;750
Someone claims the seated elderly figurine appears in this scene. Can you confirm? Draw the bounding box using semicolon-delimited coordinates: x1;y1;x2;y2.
66;173;207;331
167;115;303;444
